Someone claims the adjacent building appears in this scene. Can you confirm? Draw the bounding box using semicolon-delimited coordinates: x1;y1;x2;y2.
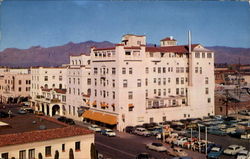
83;34;215;131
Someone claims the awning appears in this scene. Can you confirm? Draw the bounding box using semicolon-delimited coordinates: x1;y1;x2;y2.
128;103;134;108
92;101;96;106
82;110;117;125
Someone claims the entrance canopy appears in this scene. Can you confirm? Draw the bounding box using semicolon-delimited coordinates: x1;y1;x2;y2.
82;110;117;125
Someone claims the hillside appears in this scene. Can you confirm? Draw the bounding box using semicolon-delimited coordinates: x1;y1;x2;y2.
0;42;249;67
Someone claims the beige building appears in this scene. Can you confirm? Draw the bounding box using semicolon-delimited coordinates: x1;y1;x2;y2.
0;115;94;159
83;34;215;131
30;67;67;116
0;70;31;103
66;54;91;120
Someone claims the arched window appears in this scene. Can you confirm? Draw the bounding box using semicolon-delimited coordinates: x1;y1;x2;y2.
79;60;81;65
72;60;74;65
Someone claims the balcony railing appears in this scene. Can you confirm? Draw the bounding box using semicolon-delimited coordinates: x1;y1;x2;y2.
146;104;181;110
51;98;61;103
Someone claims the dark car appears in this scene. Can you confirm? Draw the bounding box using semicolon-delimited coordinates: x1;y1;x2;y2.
136;153;155;159
228;131;242;139
201;143;221;154
57;116;67;122
65;118;75;125
0;111;8;118
125;126;134;133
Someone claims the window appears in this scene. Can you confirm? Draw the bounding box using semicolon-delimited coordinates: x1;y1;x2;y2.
208;98;211;103
154;89;157;94
176;78;179;84
128;91;133;99
168;88;171;94
45;146;51;156
73;78;75;84
137;79;141;87
205;77;209;84
59;76;62;81
19;80;22;85
158;67;161;73
75;141;81;151
145;89;148;98
168;78;171;83
207;53;212;58
181;88;184;95
145;78;148;86
163;78;166;85
1;153;8;159
176;67;179;73
78;89;80;95
163;89;166;96
158;89;161;96
129;68;133;74
94;68;98;74
186;67;189;73
153;78;157;83
87;78;91;85
125;51;131;55
19;87;22;92
163;116;166;121
112;91;115;99
145;67;149;73
202;52;206;58
129;106;134;111
94;90;97;96
200;67;202;74
176;88;179;95
205;88;209;94
94;79;97;86
195;52;200;58
122;68;126;74
182;99;186;104
69;78;71;84
112;68;116;74
78;78;80;84
163;67;166;73
69;88;71;94
19;150;26;159
112;79;115;87
195;67;198;73
28;149;35;159
123;80;128;88
44;76;48;81
158;78;161;85
153;67;156;72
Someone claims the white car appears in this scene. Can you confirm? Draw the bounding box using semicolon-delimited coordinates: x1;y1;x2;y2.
134;127;151;136
146;143;167;152
223;145;246;155
88;124;102;132
101;129;116;137
237;150;250;159
167;147;188;157
173;137;188;147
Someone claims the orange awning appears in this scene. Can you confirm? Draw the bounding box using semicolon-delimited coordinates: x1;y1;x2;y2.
128;103;134;108
92;101;96;106
86;101;90;105
82;110;117;125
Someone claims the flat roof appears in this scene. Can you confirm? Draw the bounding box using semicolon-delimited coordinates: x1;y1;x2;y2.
0;115;93;147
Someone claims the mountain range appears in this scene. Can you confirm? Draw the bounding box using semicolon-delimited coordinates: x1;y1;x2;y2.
0;41;249;67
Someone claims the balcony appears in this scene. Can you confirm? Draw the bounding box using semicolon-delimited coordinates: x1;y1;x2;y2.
51;98;61;103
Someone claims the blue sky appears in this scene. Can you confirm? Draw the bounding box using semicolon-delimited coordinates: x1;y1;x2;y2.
0;0;250;51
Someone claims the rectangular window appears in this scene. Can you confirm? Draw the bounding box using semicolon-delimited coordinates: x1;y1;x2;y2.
163;67;166;73
123;80;128;88
122;68;126;74
158;78;161;85
129;68;133;74
145;67;149;74
200;67;202;74
28;149;35;159
176;78;179;84
112;68;116;74
163;116;166;121
182;99;186;104
128;91;133;99
1;153;8;159
154;78;157;83
137;79;141;87
202;52;206;58
158;89;161;96
163;78;166;85
154;89;157;94
195;52;200;58
59;76;62;81
176;67;179;73
195;67;198;73
19;150;26;159
112;91;115;99
153;67;156;72
125;51;131;55
181;88;184;95
158;67;161;73
163;89;166;96
207;53;212;58
19;87;22;92
145;78;148;86
87;78;91;85
176;88;179;95
208;98;211;103
181;77;184;84
145;89;148;98
94;68;98;74
44;76;48;81
19;80;22;85
75;141;81;151
112;79;115;88
168;88;171;94
186;67;189;73
168;78;171;83
205;88;209;94
205;77;209;84
45;146;51;156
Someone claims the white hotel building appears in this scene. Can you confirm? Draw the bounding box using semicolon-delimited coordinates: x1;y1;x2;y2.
83;34;215;131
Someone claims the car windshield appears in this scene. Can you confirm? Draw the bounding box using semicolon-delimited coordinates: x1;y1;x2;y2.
211;147;220;152
228;147;234;150
106;130;113;132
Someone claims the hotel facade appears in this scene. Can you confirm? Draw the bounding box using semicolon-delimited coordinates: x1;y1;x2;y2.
84;34;215;131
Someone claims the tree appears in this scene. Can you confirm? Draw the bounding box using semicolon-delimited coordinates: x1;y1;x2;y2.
38;153;43;159
54;150;59;159
91;143;98;159
69;148;74;159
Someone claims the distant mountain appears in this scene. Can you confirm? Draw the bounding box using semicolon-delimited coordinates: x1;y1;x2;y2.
207;46;250;65
0;42;249;67
0;41;114;67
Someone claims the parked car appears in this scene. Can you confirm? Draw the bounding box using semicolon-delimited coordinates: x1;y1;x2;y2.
101;129;116;137
18;109;27;114
57;116;67;122
171;157;192;159
207;146;223;159
237;150;250;159
65;118;75;125
167;147;188;157
145;143;167;152
208;129;227;136
166;136;179;144
229;131;242;139
88;124;102;132
134;127;151;137
125;126;134;133
223;145;246;155
173;137;188;147
136;153;155;159
34;110;44;116
0;111;8;118
201;143;219;154
148;126;162;136
238;110;249;116
21;107;34;113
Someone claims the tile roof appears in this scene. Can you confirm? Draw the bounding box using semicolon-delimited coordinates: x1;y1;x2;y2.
161;37;177;41
54;88;66;94
0;126;92;147
146;44;199;53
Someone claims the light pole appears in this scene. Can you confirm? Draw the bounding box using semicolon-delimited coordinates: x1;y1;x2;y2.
198;125;201;152
205;127;208;156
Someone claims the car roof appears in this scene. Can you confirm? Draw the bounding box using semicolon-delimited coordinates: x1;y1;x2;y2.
228;145;240;148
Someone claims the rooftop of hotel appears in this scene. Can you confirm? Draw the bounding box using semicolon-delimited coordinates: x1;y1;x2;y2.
0;114;92;147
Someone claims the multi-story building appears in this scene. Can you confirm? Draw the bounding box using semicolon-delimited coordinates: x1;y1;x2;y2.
0;70;31;103
66;54;91;120
0;115;94;159
30;67;67;116
83;34;215;131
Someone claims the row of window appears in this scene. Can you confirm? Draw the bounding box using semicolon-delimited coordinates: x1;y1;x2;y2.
44;76;63;81
195;52;213;58
94;50;116;57
0;142;80;159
